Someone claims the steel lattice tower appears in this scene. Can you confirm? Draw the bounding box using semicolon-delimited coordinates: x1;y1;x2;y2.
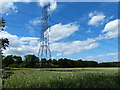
38;4;51;63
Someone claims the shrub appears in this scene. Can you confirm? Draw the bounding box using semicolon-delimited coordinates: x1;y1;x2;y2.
20;62;26;68
9;64;19;68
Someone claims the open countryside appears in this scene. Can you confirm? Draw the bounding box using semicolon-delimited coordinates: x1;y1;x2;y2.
2;68;119;88
0;0;119;89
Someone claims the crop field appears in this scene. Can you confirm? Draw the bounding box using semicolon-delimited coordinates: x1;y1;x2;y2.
2;68;120;88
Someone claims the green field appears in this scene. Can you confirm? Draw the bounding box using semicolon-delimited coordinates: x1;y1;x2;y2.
2;68;120;88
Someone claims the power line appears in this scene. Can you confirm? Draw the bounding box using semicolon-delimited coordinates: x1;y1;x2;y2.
6;19;41;27
49;19;117;54
49;19;117;50
4;12;117;52
48;20;111;55
6;19;116;54
18;10;41;18
56;12;118;48
11;2;117;49
3;8;117;50
7;16;115;49
6;24;42;33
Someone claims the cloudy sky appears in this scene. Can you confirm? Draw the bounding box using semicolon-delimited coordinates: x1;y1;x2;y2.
0;0;119;62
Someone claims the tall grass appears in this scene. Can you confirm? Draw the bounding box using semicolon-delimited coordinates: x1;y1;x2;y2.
2;68;119;88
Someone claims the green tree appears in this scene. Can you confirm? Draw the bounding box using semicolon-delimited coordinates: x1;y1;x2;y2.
52;59;58;65
25;54;39;68
0;18;9;69
2;55;14;67
13;56;22;65
51;59;58;68
40;58;47;68
1;38;9;50
0;18;9;50
58;58;72;68
47;59;52;68
20;60;26;68
0;17;5;31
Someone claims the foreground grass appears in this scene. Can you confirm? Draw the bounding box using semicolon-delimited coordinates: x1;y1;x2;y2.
2;68;119;88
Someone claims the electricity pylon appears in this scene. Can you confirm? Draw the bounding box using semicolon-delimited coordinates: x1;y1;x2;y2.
38;4;51;67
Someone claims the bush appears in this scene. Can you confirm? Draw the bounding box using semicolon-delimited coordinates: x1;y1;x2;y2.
20;62;26;68
52;64;59;68
9;64;19;68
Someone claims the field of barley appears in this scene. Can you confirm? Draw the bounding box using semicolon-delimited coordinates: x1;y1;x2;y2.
2;68;120;88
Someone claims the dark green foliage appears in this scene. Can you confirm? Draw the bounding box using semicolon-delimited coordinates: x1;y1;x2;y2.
2;55;23;68
20;60;26;68
0;17;5;31
74;60;98;67
58;58;75;68
52;59;58;65
1;38;9;50
13;55;22;65
9;64;19;68
2;55;14;67
98;62;120;67
25;54;39;68
40;58;52;68
0;18;9;51
2;54;120;68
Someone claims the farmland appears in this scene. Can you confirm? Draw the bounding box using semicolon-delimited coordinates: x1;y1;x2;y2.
2;67;119;88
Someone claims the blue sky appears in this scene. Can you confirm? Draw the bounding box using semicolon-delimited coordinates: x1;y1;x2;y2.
0;1;119;62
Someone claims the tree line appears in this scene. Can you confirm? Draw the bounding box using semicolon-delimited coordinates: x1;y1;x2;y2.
2;54;120;68
1;18;119;68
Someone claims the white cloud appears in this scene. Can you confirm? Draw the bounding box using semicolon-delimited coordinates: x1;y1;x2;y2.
96;19;120;40
88;11;106;26
88;15;106;26
51;38;99;56
25;25;36;36
45;23;79;42
2;18;118;57
56;53;62;56
0;2;18;15
38;0;57;11
0;31;40;56
88;11;102;18
0;30;99;56
88;11;96;18
85;52;118;59
13;0;33;2
84;52;118;62
27;17;41;36
17;0;57;11
86;29;92;33
20;37;39;41
102;19;118;33
29;17;41;26
0;31;21;47
0;0;57;15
